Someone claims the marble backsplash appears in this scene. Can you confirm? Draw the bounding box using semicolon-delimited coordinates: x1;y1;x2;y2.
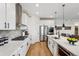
0;30;21;41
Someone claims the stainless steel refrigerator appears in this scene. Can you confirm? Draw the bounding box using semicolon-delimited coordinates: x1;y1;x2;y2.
39;25;48;42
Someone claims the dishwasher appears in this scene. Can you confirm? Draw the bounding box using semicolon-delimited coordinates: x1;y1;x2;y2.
58;45;71;56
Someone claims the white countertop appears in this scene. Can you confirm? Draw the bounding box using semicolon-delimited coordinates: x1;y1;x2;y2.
0;39;27;56
47;35;79;56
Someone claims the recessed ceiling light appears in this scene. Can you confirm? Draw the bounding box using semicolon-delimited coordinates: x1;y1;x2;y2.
35;3;39;7
36;11;39;15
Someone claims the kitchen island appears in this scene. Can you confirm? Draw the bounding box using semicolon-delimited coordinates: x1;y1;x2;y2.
47;35;79;56
0;37;31;56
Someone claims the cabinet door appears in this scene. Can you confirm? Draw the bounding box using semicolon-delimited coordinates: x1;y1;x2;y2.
48;37;55;54
0;3;6;30
20;42;28;56
19;39;30;56
24;38;30;54
6;3;16;30
48;40;52;52
11;50;19;56
19;45;25;56
49;41;53;53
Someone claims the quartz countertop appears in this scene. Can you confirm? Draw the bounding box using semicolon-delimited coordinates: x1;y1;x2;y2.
0;38;27;56
47;35;79;56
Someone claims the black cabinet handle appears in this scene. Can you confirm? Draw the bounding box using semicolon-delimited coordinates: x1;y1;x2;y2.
49;41;50;44
27;42;28;46
8;23;9;28
12;55;15;56
52;45;54;48
18;54;20;56
30;38;32;40
21;45;23;48
4;22;7;28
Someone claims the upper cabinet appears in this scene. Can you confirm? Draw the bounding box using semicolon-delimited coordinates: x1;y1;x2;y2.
0;3;28;30
0;3;16;30
0;3;6;30
7;3;16;30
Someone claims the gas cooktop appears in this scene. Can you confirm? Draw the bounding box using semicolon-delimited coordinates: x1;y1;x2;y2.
12;36;28;41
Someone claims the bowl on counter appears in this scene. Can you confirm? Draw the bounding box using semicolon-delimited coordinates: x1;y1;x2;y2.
67;38;78;45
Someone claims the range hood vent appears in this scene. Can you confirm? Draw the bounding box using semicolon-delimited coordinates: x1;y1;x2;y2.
22;10;31;17
18;24;27;26
40;17;54;20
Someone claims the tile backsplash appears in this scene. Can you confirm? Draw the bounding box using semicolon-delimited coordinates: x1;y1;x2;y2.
0;30;21;41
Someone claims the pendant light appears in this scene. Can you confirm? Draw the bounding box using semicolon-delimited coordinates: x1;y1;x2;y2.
62;4;65;28
54;11;57;28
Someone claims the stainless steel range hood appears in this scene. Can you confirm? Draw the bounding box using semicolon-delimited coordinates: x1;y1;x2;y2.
18;24;27;27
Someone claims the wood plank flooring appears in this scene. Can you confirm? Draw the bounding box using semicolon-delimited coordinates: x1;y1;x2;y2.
26;42;53;56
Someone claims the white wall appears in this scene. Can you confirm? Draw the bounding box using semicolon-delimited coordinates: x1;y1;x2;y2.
39;20;55;27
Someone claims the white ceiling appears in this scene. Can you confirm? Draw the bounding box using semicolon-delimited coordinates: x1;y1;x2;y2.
21;3;79;19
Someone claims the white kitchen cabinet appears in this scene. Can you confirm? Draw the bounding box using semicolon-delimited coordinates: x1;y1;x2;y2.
48;36;58;56
0;3;16;30
6;3;16;30
11;38;31;56
18;38;31;56
22;38;31;55
19;41;28;56
11;51;18;56
48;37;54;54
0;3;6;30
17;45;25;56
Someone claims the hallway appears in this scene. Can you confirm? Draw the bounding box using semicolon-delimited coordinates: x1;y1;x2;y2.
26;42;53;56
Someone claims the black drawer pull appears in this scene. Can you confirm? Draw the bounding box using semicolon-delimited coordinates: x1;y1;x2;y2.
21;46;23;48
4;22;7;28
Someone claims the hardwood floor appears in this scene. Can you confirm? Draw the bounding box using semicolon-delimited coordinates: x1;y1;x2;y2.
26;42;53;56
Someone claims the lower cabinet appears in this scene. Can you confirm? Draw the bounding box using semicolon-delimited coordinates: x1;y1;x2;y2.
48;37;54;55
48;37;75;56
11;38;31;56
48;37;58;56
